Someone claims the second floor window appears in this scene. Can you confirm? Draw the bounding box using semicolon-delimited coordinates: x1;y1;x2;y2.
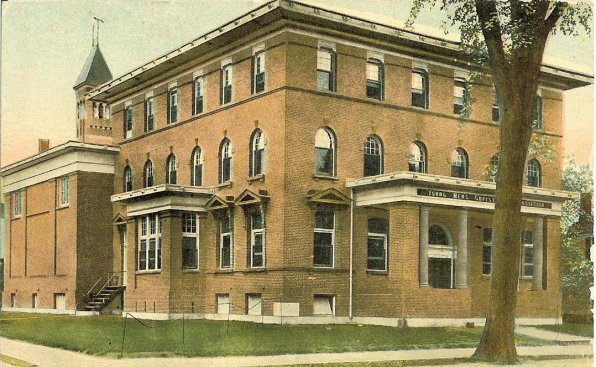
363;135;382;177
317;47;336;91
487;154;499;182
124;106;133;139
166;154;177;184
527;159;542;187
59;176;70;206
191;147;203;187
250;130;265;176
144;160;154;188
451;148;469;179
366;59;384;100
13;190;22;217
221;65;233;104
408;141;427;173
412;68;429;109
453;77;467;115
219;139;232;183
193;77;204;115
124;166;133;192
533;94;543;130
145;98;155;132
314;210;334;267
253;52;266;93
314;128;336;176
168;89;178;124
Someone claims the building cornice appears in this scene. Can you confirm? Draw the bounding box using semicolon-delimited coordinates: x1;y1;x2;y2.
1;141;119;194
87;0;592;102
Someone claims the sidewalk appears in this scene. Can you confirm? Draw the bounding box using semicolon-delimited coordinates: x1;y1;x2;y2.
515;325;593;345
0;327;593;367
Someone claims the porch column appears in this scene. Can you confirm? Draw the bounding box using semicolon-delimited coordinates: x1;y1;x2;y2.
533;216;544;290
419;206;430;287
455;208;468;288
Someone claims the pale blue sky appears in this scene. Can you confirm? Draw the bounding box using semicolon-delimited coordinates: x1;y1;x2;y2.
1;0;593;166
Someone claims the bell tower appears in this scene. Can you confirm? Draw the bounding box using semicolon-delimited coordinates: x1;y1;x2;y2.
74;19;113;144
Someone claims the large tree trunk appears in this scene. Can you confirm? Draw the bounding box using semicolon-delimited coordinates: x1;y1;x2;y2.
473;75;539;363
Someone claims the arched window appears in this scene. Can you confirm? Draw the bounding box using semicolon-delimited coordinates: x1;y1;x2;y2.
191;147;203;186
143;160;154;188
219;139;232;183
363;135;383;177
124;165;133;192
428;224;454;289
250;129;265;177
487;154;499;182
314;128;336;176
166;154;177;184
527;159;542;187
408;141;427;173
451;148;469;179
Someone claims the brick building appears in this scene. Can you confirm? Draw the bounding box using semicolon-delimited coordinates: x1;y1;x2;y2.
2;1;592;324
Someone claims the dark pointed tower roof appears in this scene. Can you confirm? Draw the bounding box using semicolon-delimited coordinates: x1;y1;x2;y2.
73;44;112;89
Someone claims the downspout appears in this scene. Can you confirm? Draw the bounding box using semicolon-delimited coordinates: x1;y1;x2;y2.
349;187;354;320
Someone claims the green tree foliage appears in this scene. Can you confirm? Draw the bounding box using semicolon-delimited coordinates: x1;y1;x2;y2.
561;159;593;296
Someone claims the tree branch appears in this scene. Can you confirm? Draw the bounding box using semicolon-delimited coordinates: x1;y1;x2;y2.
475;0;507;80
544;2;568;35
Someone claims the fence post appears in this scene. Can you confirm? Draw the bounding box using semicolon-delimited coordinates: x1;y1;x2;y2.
120;313;128;359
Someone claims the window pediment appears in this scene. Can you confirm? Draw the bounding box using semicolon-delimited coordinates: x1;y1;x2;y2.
306;188;351;208
206;195;234;211
234;189;270;207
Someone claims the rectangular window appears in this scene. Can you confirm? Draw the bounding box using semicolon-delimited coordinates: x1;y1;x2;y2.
32;293;38;308
453;77;467;115
13;190;22;217
220;215;233;269
253;52;266;94
522;230;534;278
313;211;334;267
412;68;429;108
10;293;16;307
182;213;199;269
221;65;233;105
367;218;388;271
533;94;543;130
145;98;155;132
168;89;178;124
59;176;70;206
482;228;493;275
217;293;230;314
366;59;383;100
138;214;162;271
250;212;265;268
124;106;133;138
54;293;66;310
193;77;204;115
317;47;336;91
313;294;335;316
246;293;262;315
492;87;501;122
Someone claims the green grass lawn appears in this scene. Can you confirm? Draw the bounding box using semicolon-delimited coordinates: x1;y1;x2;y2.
535;323;594;338
0;312;550;358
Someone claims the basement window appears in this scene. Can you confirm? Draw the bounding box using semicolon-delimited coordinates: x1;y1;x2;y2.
313;294;335;316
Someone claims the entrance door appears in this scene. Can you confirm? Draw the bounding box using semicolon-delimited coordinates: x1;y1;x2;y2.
120;226;128;286
428;258;453;289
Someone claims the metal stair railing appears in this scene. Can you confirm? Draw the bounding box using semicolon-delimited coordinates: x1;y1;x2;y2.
84;271;126;309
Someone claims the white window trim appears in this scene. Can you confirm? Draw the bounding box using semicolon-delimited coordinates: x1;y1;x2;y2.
367;232;388;271
522;231;534;279
13;190;22;217
253;51;266;94
168;89;178;124
250;212;265;269
314;212;335;268
59;176;70;207
220;215;233;269
137;214;162;272
193;76;205;115
182;213;200;270
221;64;234;104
